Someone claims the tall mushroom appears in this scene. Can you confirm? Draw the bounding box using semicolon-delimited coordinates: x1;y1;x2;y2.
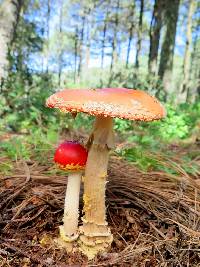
54;141;88;242
46;88;166;258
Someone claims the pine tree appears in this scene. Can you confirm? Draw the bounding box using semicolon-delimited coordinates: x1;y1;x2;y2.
126;1;135;68
148;0;165;75
46;0;51;73
179;0;195;102
158;0;180;96
110;0;120;71
101;2;110;69
58;0;64;86
135;0;144;69
187;1;200;102
0;0;22;84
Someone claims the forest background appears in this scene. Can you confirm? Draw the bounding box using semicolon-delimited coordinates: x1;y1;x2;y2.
0;0;200;265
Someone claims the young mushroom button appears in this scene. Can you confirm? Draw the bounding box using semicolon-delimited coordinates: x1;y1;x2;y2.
54;141;88;242
47;88;166;259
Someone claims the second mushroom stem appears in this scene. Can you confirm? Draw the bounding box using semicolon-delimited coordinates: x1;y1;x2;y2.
80;116;114;255
60;172;81;241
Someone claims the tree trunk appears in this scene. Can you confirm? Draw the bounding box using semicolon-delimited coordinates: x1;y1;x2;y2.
101;5;109;69
110;0;120;72
74;27;78;83
179;0;195;102
135;0;144;69
148;0;165;75
77;15;85;81
46;0;50;73
85;29;91;69
187;32;199;103
126;2;135;68
158;0;180;96
85;9;91;70
58;0;63;86
41;20;45;73
0;0;22;85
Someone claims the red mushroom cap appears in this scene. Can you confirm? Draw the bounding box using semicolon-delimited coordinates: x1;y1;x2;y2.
46;88;166;121
54;141;88;171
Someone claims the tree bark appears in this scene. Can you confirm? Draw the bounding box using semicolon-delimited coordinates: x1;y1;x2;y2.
110;0;120;72
58;0;63;86
126;2;135;68
85;8;91;70
0;0;22;84
179;0;195;102
101;5;109;69
46;0;50;73
85;27;91;69
148;0;165;75
187;32;199;103
135;0;144;69
77;15;85;80
74;27;78;83
158;0;180;96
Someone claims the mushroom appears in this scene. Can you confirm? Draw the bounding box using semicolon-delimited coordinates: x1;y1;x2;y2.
46;88;166;258
54;141;88;242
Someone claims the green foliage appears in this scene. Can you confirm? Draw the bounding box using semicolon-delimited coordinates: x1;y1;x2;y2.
114;118;132;133
72;113;94;132
0;161;13;175
147;108;188;141
114;102;199;174
0;137;31;160
28;127;57;164
156;102;200;141
0;125;59;165
117;146;162;172
112;102;200;145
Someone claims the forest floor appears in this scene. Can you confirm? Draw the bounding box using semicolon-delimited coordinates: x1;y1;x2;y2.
0;133;200;267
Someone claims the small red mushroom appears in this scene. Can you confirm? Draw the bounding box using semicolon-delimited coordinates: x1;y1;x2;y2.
54;141;88;242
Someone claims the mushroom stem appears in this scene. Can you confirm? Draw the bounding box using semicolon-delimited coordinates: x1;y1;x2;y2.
59;172;81;242
79;116;114;258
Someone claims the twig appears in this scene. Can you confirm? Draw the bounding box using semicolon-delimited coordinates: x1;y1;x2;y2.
0;183;29;210
3;205;47;230
22;160;31;183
